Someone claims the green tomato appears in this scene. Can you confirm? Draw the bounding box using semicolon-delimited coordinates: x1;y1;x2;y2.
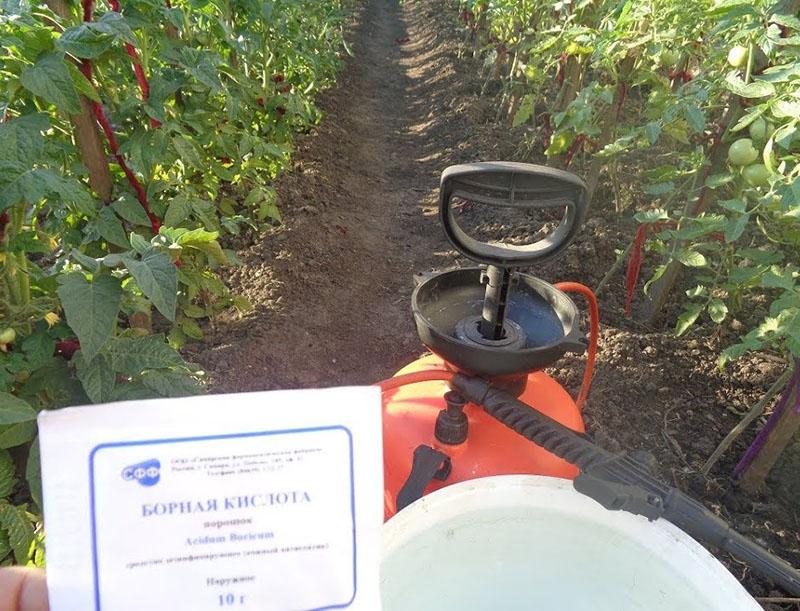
728;138;758;166
658;49;679;67
727;45;749;68
743;163;770;187
0;327;16;345
748;117;767;142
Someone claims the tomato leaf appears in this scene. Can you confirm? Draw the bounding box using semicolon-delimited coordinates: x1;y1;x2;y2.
686;105;705;133
633;209;669;223
25;440;41;511
74;351;116;404
122;250;178;321
103;335;185;375
57;24;113;59
93;207;130;249
112;194;152;227
0;450;16;498
675;303;704;336
20;52;81;114
725;213;750;242
0;503;35;564
172;136;204;169
164;193;193;227
512;94;534;127
724;72;776;98
0;113;47;166
0;393;36;426
57;273;122;362
675;249;707;267
66;62;100;102
708;298;728;323
140;369;200;397
0;422;36;450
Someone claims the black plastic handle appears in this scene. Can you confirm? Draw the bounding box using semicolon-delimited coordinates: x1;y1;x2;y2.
396;445;452;512
439;161;589;267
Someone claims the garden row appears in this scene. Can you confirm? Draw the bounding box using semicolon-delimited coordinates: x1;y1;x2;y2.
455;0;800;489
0;0;351;564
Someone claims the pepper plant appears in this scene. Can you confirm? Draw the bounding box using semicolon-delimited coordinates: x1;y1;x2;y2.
0;0;351;564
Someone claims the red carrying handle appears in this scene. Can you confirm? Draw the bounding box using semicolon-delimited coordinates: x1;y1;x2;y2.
554;282;599;410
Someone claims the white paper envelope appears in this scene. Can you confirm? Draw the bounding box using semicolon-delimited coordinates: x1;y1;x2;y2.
38;386;383;611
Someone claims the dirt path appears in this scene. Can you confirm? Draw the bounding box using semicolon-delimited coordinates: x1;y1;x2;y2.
192;0;800;598
193;0;480;390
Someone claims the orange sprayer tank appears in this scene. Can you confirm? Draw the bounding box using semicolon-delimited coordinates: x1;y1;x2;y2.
382;354;583;520
381;162;594;520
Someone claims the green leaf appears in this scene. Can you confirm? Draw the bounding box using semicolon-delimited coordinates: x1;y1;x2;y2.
643;182;673;196
762;267;796;290
718;199;746;213
0;422;36;450
686;285;707;298
96;206;131;249
57;23;113;59
164;194;192;227
708;298;728;323
140;369;200;397
164;226;219;246
773;100;800;120
720;332;762;367
633;209;669;223
676;303;704;336
20;52;81;114
0;503;35;563
67;61;100;102
0;450;16;498
724;213;749;242
178;317;203;340
645;121;661;145
512;94;534;127
122;250;177;321
92;12;136;43
705;173;734;189
0;528;9;562
724;72;776;99
70;248;101;272
731;109;765;132
57;273;122;362
686;105;705;133
0;393;36;425
0;113;47;166
112;195;151;227
25;440;41;510
103;334;185;375
74;352;115;403
20;333;55;371
675;249;707;267
188;240;227;265
129;232;150;254
172;136;204;169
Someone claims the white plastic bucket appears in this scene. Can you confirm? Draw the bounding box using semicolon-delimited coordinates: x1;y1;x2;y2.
381;475;760;610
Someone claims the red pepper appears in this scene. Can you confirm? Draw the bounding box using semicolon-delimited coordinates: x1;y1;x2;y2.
55;338;81;360
624;225;649;317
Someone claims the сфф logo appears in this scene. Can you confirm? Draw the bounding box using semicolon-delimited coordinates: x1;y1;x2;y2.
121;459;161;487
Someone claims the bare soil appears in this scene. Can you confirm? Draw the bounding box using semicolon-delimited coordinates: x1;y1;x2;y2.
189;0;800;604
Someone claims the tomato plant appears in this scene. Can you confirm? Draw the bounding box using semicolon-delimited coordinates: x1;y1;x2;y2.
455;0;800;488
0;0;351;563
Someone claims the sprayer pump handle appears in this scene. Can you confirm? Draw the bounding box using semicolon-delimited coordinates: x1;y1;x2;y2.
439;161;588;267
